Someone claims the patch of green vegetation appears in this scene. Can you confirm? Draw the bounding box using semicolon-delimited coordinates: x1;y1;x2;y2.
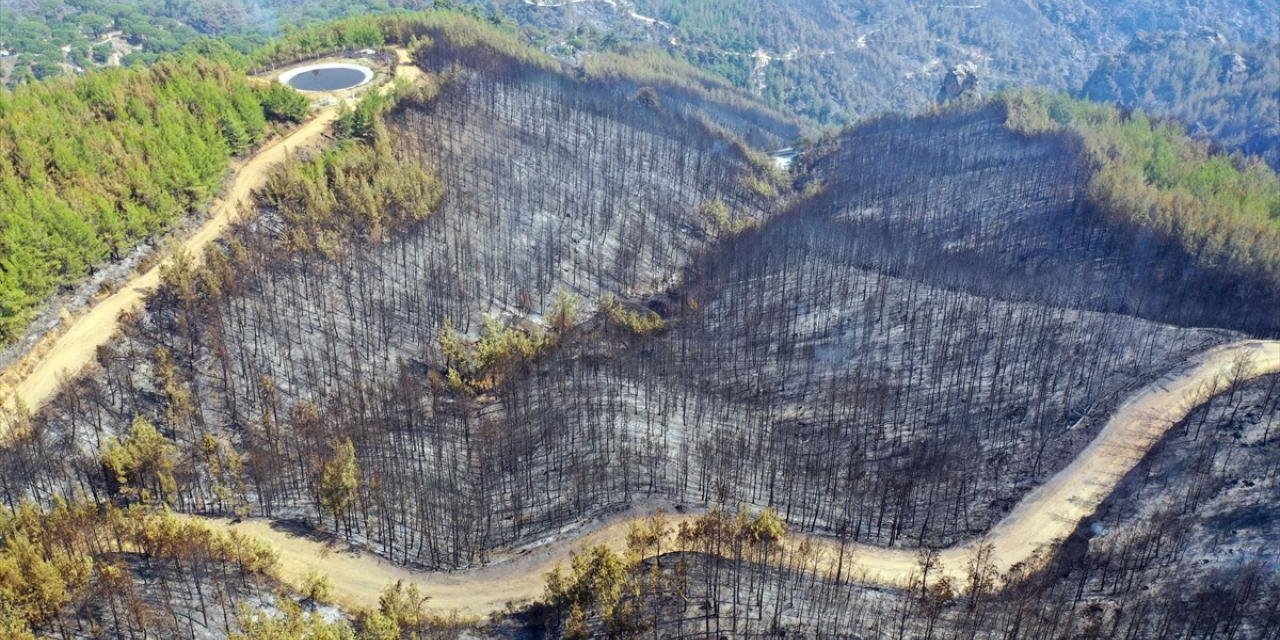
335;87;397;142
0;57;298;342
259;81;311;122
261;117;444;254
698;197;760;236
101;416;179;506
1002;90;1280;285
439;317;553;395
601;295;665;336
438;292;579;394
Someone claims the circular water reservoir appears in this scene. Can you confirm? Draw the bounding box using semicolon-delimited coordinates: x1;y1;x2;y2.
279;63;373;92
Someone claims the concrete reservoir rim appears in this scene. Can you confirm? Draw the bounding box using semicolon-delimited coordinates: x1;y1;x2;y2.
278;63;374;91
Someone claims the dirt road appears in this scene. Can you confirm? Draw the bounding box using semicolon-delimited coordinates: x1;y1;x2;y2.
205;340;1280;615
4;40;1273;620
0;109;338;426
0;51;421;432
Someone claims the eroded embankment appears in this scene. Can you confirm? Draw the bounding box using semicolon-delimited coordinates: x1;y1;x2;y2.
202;339;1280;616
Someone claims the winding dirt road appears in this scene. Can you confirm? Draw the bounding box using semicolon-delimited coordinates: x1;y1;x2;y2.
4;42;1275;620
206;340;1280;615
0;51;422;432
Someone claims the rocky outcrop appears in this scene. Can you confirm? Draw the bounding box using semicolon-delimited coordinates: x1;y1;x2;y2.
937;62;979;103
1219;52;1247;83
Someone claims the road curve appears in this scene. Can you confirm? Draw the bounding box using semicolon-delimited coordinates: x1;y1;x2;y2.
3;39;1271;620
205;340;1280;615
0;51;422;433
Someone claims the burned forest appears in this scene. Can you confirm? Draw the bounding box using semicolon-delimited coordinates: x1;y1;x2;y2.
1;12;1279;640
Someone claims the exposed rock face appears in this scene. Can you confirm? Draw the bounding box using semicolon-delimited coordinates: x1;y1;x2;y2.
1219;52;1247;83
937;62;979;103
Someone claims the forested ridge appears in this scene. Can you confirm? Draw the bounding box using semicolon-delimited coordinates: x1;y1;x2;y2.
0;58;308;343
621;0;1279;120
7;0;1279;191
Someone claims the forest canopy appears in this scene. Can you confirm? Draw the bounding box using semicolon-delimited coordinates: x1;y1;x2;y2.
0;56;305;343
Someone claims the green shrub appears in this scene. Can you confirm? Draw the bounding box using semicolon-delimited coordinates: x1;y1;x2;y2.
601;295;665;336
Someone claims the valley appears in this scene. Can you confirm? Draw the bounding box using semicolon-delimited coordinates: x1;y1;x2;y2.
0;8;1278;640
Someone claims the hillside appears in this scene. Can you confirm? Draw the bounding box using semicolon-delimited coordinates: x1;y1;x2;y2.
0;17;798;636
1081;34;1280;170
0;59;307;343
805;94;1280;334
1;9;1280;640
588;368;1280;638
599;0;1280;122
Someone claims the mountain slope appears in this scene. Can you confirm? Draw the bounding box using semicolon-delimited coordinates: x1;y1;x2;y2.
1082;35;1280;170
